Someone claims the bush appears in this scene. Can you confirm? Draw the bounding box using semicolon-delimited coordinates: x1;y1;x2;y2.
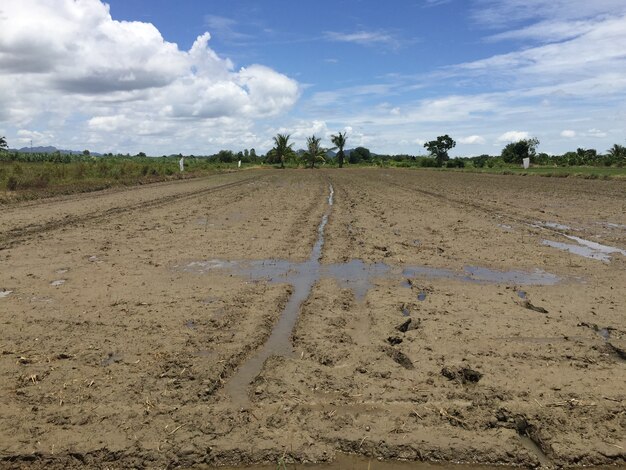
7;176;18;190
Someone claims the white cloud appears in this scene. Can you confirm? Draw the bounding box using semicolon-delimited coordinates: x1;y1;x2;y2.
561;130;576;138
459;135;486;144
0;0;299;153
585;128;607;138
497;131;530;142
324;30;401;48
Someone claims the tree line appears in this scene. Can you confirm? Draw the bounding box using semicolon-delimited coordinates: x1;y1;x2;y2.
1;133;625;168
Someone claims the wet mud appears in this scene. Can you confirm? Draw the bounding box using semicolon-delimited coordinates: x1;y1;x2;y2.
0;169;625;469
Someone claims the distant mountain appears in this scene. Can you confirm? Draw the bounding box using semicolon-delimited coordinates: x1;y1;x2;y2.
10;146;102;156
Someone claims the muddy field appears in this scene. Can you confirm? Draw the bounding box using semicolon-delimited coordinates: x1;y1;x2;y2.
0;168;624;469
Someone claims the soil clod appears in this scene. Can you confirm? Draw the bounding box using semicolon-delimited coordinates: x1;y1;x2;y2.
383;346;414;369
521;299;548;314
395;318;420;333
441;366;483;384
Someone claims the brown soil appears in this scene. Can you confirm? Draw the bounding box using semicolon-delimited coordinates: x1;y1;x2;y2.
0;168;624;469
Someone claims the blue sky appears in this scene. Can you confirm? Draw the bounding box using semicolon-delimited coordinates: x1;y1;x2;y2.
1;0;625;156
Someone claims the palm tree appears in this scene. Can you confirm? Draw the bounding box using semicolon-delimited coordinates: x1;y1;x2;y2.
302;135;326;169
330;131;347;168
268;133;295;169
0;136;7;152
607;144;626;165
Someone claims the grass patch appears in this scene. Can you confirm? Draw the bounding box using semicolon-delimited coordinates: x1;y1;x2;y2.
0;157;245;203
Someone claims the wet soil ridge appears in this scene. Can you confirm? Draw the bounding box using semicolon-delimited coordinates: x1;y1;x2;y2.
223;184;335;406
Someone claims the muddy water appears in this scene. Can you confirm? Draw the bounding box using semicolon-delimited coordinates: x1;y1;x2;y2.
223;185;334;406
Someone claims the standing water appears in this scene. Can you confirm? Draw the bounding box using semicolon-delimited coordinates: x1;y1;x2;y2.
224;184;334;406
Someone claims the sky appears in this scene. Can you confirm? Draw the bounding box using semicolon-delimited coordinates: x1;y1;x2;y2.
1;0;625;157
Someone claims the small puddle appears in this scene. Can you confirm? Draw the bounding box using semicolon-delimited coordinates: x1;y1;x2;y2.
402;266;559;286
184;320;197;330
417;292;427;301
538;221;571;231
543;235;626;262
50;279;66;287
0;290;13;299
516;290;527;299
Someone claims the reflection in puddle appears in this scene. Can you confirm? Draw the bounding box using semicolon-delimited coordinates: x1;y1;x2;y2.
517;290;527;299
543;235;626;262
0;290;13;299
417;292;427;301
50;279;66;287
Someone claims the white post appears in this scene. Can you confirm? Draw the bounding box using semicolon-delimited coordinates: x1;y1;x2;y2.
179;157;184;172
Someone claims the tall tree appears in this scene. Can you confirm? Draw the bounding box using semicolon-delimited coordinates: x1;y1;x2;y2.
424;135;456;167
0;136;8;151
268;134;295;169
330;131;348;168
302;135;326;169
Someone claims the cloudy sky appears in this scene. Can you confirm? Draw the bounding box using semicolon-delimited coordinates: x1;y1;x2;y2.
1;0;625;156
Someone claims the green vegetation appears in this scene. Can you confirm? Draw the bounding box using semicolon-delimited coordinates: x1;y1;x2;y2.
302;135;326;169
501;138;540;164
330;131;347;168
424;135;456;167
266;134;296;169
0;154;235;201
1;129;625;204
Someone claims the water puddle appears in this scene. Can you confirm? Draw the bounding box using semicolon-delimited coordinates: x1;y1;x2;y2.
184;320;197;330
537;221;572;231
174;184;562;406
55;268;69;275
402;266;559;286
50;279;66;287
0;290;13;299
516;290;527;299
543;235;626;262
223;184;334;406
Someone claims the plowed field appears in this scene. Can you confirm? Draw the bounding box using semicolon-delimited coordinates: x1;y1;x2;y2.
1;169;624;469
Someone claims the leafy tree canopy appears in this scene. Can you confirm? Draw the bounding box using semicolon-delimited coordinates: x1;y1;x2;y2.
424;135;456;167
349;146;371;164
501;137;539;164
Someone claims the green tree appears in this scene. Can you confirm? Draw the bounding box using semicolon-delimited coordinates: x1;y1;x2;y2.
424;135;456;167
82;149;90;156
501;138;539;164
250;148;257;159
267;134;295;169
302;135;326;169
349;146;371;164
216;149;234;163
0;136;8;152
330;131;348;168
